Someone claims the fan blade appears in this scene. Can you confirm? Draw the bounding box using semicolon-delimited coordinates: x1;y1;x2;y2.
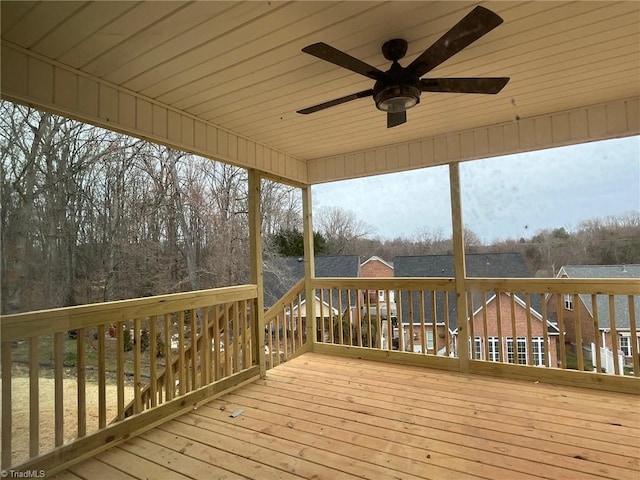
407;6;504;78
420;77;509;94
302;43;387;81
387;111;406;128
297;89;374;115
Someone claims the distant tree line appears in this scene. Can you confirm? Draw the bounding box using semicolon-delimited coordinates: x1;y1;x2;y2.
302;210;639;277
1;103;300;314
2;101;637;314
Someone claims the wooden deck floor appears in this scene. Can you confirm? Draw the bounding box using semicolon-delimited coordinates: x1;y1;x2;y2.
56;353;639;480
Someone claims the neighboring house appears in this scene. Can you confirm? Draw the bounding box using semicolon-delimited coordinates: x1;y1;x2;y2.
263;255;361;307
360;255;395;303
360;254;395;310
290;297;339;342
468;291;559;367
547;264;640;367
394;253;559;365
263;255;361;341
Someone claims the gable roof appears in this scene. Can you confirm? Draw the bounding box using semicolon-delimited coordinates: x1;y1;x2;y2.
361;256;394;270
557;265;640;330
263;255;360;307
292;297;338;317
394;253;535;330
465;292;559;336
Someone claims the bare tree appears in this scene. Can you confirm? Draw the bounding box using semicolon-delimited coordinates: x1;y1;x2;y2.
315;206;374;254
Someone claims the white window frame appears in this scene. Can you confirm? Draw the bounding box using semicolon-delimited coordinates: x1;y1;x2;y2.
473;337;483;360
620;336;632;357
506;337;527;365
426;330;434;350
532;337;545;366
488;337;500;362
564;294;573;310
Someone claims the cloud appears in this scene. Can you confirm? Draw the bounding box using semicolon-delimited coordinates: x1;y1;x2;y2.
313;136;639;242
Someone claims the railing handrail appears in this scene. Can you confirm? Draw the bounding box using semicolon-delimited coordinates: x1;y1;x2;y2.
1;284;258;340
313;277;456;290
313;276;639;295
264;278;305;322
465;277;640;295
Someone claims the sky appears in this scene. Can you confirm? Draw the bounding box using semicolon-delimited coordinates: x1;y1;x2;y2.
312;136;640;243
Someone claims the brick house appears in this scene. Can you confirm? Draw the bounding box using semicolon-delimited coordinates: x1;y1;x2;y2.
547;264;640;367
360;255;395;304
395;253;559;365
468;292;559;366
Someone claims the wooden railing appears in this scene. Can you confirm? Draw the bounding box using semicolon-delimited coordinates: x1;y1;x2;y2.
1;276;637;473
465;278;640;380
310;277;640;391
121;301;253;418
0;285;259;473
312;278;459;370
263;279;308;369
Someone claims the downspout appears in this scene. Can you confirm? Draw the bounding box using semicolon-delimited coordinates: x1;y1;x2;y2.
449;163;469;372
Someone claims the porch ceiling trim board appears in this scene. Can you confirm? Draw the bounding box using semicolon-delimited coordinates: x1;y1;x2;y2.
307;96;640;184
0;41;308;186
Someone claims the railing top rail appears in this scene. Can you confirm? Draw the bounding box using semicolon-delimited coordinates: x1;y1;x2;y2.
264;278;305;322
1;284;258;341
465;277;640;295
312;277;456;290
311;277;639;296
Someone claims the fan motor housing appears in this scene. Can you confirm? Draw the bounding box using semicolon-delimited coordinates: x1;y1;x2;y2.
373;83;421;113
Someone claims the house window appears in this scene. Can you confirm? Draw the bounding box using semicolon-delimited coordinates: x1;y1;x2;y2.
532;337;545;366
564;294;573;310
506;337;527;365
488;337;500;362
620;336;632;357
426;330;434;350
473;337;483;360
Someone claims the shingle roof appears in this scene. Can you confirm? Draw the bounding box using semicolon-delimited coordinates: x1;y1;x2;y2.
394;253;535;330
263;255;360;307
558;265;640;330
394;252;531;278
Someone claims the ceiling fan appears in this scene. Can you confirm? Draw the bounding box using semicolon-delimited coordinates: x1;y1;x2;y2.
297;6;510;128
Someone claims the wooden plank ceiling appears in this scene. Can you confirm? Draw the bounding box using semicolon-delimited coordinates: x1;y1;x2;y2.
1;1;639;183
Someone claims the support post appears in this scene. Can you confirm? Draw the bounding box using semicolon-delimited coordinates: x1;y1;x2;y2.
449;163;469;372
302;186;316;351
248;170;266;377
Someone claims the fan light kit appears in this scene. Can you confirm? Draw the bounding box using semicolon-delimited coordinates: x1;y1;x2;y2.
297;6;510;128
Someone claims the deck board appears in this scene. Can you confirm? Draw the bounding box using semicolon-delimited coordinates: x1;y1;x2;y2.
58;353;640;480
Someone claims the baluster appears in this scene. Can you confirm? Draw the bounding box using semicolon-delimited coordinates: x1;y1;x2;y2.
29;336;39;456
164;314;174;401
628;295;639;377
525;294;533;366
591;295;602;372
574;294;584;371
419;291;426;355
133;319;142;413
77;327;86;436
149;317;157;407
116;323;125;420
97;324;106;428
